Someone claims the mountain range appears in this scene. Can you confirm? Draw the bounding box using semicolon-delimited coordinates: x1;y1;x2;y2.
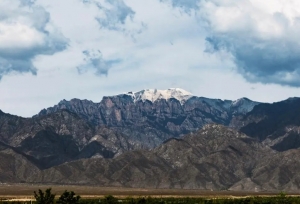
1;88;300;191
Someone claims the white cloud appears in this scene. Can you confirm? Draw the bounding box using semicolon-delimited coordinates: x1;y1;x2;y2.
160;0;200;12
197;0;300;86
161;0;300;86
0;22;44;51
82;0;146;36
0;0;68;78
77;49;121;75
1;0;300;117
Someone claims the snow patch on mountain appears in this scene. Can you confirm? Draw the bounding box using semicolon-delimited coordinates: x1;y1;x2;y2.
231;97;260;114
124;88;193;104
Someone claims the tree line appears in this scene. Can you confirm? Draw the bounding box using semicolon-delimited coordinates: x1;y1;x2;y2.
1;188;300;204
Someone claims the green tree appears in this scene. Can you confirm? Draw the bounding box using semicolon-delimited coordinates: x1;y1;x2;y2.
34;188;55;204
57;190;81;204
103;195;118;204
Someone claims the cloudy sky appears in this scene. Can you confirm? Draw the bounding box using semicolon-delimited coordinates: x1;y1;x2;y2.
1;0;300;117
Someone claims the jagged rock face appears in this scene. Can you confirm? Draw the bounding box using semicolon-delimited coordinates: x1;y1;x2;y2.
36;93;260;149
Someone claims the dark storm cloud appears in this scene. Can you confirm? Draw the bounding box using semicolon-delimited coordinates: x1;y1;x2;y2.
77;50;121;76
0;58;37;79
162;0;300;87
206;35;300;86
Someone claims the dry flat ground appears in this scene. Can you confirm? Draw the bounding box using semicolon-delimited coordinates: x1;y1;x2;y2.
0;184;295;200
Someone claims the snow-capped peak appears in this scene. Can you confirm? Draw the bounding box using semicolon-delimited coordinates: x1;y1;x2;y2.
125;88;193;104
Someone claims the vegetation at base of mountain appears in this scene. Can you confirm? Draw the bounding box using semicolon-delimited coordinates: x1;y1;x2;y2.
79;194;300;204
33;188;81;204
1;191;300;204
56;190;80;204
34;188;55;204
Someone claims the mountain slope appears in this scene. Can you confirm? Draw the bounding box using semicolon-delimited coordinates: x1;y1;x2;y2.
4;87;260;171
236;98;300;151
0;110;136;169
20;124;300;191
0;142;40;183
21;124;274;190
6;125;300;191
1;123;299;191
2;93;300;190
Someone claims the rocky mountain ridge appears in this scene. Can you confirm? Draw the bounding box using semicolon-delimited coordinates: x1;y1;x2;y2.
0;89;259;169
0;89;261;170
1;89;300;191
36;89;260;149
